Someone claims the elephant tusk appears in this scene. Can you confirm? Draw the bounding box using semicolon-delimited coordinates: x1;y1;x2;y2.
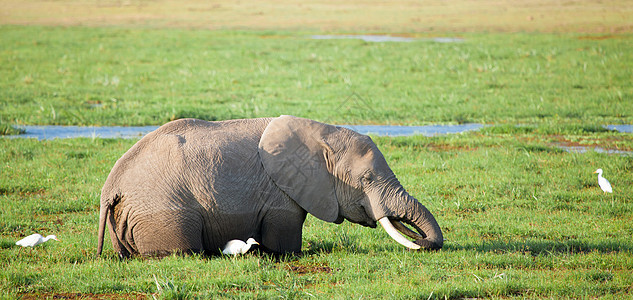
391;219;425;240
378;217;421;250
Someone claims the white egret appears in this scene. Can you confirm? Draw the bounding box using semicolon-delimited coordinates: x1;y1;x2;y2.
222;238;259;255
593;169;613;193
15;234;60;247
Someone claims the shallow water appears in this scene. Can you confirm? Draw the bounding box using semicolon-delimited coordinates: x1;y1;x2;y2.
6;123;632;152
10;125;159;140
310;35;464;43
556;145;633;156
7;124;483;140
605;125;633;133
340;124;483;137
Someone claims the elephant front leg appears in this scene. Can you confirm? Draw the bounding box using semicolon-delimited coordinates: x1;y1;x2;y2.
260;209;307;254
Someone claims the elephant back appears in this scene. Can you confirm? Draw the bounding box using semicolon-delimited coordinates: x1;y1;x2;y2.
101;118;274;207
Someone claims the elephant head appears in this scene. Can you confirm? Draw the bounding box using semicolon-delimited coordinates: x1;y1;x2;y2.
258;115;443;250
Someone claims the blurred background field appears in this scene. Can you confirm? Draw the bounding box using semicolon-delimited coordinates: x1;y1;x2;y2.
1;0;632;33
1;0;633;299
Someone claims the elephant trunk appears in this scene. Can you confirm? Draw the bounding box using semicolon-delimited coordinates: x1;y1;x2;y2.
378;191;443;250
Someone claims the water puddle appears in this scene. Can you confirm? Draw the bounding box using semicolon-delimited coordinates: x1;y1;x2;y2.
555;145;633;156
6;124;483;140
552;124;633;155
604;125;633;133
5;123;632;157
310;35;464;43
340;124;483;137
8;125;159;140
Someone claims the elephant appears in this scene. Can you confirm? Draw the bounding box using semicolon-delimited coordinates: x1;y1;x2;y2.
97;115;443;257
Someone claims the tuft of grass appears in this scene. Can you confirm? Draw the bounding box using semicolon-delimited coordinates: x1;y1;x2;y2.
0;123;24;136
152;275;196;300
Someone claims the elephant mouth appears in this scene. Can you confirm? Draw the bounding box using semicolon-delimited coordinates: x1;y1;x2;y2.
391;218;426;240
345;216;377;228
360;220;377;228
378;217;430;250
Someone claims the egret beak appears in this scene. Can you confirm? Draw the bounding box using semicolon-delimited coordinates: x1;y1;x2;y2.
593;170;598;174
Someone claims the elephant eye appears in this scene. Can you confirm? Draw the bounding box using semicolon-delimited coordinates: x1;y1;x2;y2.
362;173;374;183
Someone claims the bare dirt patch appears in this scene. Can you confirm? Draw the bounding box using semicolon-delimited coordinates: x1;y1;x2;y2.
286;262;333;275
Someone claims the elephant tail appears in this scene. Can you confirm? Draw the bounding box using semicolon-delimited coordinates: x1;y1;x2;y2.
97;201;110;256
97;192;121;256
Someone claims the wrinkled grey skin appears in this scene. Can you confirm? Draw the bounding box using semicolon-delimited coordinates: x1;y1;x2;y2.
98;116;443;257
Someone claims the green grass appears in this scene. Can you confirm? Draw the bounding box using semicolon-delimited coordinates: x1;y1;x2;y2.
0;123;24;135
1;131;632;298
2;3;633;297
2;26;632;127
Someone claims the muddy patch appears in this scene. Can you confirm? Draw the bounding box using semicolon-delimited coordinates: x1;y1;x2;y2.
549;135;633;156
286;262;333;275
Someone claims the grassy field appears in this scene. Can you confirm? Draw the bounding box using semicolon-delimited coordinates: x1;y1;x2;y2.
1;0;633;298
1;26;632;127
1;131;632;298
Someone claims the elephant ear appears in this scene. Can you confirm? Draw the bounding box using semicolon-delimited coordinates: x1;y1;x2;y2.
258;115;340;223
